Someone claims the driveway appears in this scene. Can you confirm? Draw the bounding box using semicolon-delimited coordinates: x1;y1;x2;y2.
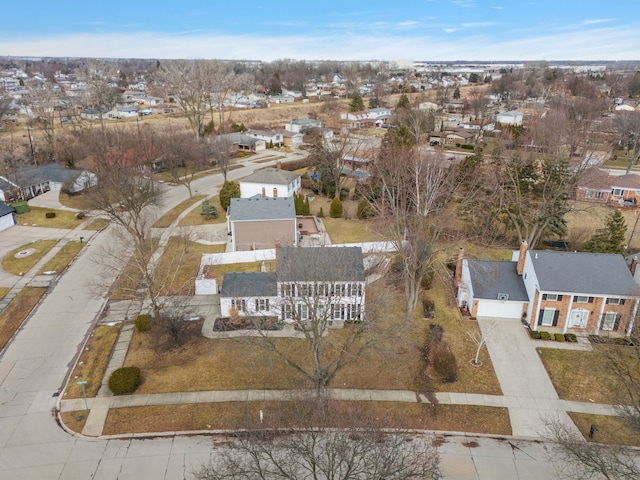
478;317;580;438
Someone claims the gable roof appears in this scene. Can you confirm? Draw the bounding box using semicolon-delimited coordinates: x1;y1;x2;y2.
277;246;365;282
468;260;529;301
578;169;640;191
0;203;15;216
530;250;640;297
4;163;86;187
220;272;277;297
240;168;299;186
228;196;296;222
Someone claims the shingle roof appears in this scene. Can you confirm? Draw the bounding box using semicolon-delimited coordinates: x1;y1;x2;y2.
468;260;529;301
228;196;295;222
220;272;277;297
277;246;365;282
530;250;640;296
6;163;85;187
240;168;299;186
0;203;15;216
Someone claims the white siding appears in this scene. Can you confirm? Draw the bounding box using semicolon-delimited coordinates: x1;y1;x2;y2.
0;213;15;232
476;300;525;319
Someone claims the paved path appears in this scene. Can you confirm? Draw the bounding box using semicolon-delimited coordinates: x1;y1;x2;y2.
478;317;582;438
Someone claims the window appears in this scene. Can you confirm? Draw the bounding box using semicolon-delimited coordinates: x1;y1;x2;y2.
538;308;558;327
543;294;562;301
281;283;292;297
612;188;624;196
283;304;293;320
255;299;270;312
606;298;625;305
574;296;593;303
299;284;309;297
602;312;621;331
231;299;246;312
298;304;309;320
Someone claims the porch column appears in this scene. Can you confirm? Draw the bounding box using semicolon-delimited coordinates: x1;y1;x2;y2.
563;296;574;334
627;299;640;336
533;289;543;332
595;297;606;335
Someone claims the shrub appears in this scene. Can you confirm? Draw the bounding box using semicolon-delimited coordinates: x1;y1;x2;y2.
431;343;458;383
529;330;541;340
565;333;577;343
76;211;86;220
45;211;56;218
317;207;325;218
555;333;566;342
329;198;343;218
356;198;374;219
134;314;152;332
108;367;141;395
615;337;627;345
540;331;551;340
219;181;240;210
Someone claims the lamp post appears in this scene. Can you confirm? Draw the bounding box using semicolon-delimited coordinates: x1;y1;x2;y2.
76;380;88;410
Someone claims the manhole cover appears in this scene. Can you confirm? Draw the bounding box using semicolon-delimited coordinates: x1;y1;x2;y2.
14;248;35;258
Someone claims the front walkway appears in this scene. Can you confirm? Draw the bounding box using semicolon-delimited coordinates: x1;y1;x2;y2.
478;317;581;438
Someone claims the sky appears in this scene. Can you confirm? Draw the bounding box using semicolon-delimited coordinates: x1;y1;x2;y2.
1;0;639;61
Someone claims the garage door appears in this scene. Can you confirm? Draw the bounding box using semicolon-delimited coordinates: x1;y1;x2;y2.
476;300;525;320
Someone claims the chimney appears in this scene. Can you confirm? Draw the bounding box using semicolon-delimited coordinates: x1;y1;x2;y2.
455;247;464;285
261;187;266;198
631;256;638;277
517;240;528;275
273;187;278;198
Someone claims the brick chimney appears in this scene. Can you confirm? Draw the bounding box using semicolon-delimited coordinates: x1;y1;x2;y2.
631;256;638;277
517;240;528;275
261;187;266;198
454;247;464;285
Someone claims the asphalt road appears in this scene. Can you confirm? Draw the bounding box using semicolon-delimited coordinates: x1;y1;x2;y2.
0;151;563;479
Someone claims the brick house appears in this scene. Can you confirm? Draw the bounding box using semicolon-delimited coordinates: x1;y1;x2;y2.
576;169;640;205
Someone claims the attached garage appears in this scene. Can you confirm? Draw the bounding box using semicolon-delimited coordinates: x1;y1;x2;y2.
0;203;16;232
475;299;526;320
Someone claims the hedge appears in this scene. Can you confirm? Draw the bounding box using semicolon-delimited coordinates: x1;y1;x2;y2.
554;333;566;342
540;331;551;341
134;314;152;332
108;367;141;395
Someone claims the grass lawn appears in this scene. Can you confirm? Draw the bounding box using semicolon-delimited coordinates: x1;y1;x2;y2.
3;240;58;275
0;287;9;300
569;412;640;446
101;401;510;436
155;238;227;295
83;217;110;231
179;195;226;226
59;410;89;434
37;240;85;275
109;253;144;301
64;324;121;399
538;346;632;404
153;194;206;228
322;217;385;244
58;192;93;211
0;288;47;350
16;207;83;229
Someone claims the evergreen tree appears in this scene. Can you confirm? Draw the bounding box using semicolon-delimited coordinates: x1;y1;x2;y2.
582;210;627;254
294;192;304;215
317;207;325;218
453;87;461;99
303;195;311;215
219;181;240;210
349;91;365;112
199;199;219;219
329;198;343;218
395;93;410;111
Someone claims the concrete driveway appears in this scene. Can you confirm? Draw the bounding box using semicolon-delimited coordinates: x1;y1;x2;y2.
478;317;580;438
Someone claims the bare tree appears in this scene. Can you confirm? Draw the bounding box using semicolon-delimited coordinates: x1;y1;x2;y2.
157;125;209;197
209;134;236;181
615;111;640;174
25;81;60;161
84;61;121;134
208;63;254;134
193;411;440;480
0;85;17;126
310;132;366;199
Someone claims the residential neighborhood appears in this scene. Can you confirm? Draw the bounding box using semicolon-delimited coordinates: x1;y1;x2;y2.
2;50;640;479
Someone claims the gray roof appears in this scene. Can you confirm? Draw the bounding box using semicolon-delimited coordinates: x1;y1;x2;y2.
240;168;299;186
277;247;365;282
468;260;529;301
220;272;277;298
0;203;15;216
228;196;295;222
6;163;86;187
530;250;640;297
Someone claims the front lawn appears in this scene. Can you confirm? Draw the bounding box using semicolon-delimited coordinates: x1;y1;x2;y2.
179;195;226;226
3;240;58;275
0;288;47;350
569;412;640;446
16;207;83;229
153;194;206;228
37;240;85;275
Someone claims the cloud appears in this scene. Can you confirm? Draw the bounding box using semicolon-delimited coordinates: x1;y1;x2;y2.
397;21;420;28
0;24;639;61
582;18;615;25
460;22;498;28
451;0;476;7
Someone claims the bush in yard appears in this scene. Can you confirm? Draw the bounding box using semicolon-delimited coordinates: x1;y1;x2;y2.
134;314;152;332
76;211;86;220
330;198;343;218
431;343;458;383
219;181;240;210
565;333;577;343
555;333;566;342
45;211;56;218
108;367;141;395
540;331;551;340
317;207;325;218
356;198;374;219
529;330;541;340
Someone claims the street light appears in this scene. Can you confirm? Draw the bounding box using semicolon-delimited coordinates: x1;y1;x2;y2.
77;380;88;410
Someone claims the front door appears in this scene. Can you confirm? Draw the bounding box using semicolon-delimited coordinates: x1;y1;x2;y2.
569;309;589;328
